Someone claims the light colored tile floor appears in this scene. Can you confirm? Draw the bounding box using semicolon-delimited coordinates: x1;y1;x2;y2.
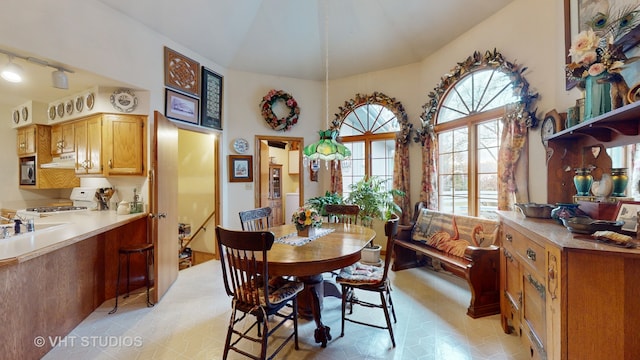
43;260;528;359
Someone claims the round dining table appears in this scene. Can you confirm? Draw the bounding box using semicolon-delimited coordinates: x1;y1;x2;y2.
266;223;375;347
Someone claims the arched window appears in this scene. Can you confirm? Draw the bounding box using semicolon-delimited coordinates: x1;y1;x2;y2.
333;92;409;198
417;50;538;217
436;69;517;217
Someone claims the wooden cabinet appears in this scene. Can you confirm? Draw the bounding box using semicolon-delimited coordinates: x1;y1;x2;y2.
16;125;36;156
498;211;640;359
501;222;552;359
75;114;146;176
269;164;283;225
547;101;640;204
75;115;103;175
16;124;79;189
50;122;75;155
102;114;145;176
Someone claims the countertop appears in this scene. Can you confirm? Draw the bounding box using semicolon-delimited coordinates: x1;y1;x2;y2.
0;210;147;266
497;210;640;255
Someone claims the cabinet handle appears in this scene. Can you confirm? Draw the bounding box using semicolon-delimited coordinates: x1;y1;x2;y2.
526;248;537;261
504;249;514;262
108;159;113;169
527;274;546;300
505;233;513;242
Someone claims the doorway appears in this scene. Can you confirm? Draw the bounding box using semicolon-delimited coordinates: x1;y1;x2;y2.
255;135;304;225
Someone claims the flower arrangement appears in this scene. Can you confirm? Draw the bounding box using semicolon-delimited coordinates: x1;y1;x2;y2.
260;89;300;131
566;5;640;86
291;206;322;231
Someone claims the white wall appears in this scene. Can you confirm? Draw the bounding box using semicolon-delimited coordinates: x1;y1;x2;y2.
0;0;582;224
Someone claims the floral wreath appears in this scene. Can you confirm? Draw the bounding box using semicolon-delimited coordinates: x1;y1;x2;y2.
260;89;300;131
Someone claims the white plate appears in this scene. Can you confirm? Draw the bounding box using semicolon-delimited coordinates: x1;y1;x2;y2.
110;88;138;112
233;138;249;154
75;96;83;112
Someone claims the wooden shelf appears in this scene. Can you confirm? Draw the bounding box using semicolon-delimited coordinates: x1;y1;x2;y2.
548;101;640;147
546;101;640;204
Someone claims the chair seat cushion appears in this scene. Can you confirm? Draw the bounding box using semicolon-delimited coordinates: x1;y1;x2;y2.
264;277;303;305
336;262;384;285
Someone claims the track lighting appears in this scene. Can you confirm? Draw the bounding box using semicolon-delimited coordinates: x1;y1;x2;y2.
51;68;68;89
0;48;74;88
1;57;23;83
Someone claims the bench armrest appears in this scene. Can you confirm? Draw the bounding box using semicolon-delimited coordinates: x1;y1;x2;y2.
396;224;413;241
463;244;500;260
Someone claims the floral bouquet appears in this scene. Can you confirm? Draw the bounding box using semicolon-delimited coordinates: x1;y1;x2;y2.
291;206;322;231
566;4;640;87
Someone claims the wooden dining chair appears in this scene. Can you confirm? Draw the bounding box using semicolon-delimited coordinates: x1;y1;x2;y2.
336;214;400;347
239;207;272;231
325;204;360;225
215;225;303;360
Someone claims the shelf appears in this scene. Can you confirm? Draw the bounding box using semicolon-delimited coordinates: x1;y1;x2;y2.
548;101;640;147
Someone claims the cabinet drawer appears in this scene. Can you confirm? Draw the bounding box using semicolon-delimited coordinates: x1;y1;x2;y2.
523;325;546;360
503;248;521;333
503;225;545;275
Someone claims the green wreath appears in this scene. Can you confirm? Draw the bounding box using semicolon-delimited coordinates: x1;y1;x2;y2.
260;89;300;131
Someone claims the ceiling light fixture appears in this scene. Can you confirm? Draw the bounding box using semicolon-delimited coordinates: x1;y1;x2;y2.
51;68;68;89
303;2;351;170
1;56;24;83
0;48;74;88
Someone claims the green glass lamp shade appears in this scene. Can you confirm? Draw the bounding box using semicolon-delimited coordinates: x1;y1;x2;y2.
303;129;351;161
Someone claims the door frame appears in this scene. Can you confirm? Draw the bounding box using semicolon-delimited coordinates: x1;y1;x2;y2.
254;135;304;210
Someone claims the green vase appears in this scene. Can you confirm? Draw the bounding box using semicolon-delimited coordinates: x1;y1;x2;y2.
611;168;629;197
573;168;593;196
584;73;611;120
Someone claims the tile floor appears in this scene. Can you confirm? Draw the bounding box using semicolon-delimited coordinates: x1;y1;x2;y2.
43;260;529;359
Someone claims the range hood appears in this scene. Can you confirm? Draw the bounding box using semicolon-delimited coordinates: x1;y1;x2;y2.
40;154;76;169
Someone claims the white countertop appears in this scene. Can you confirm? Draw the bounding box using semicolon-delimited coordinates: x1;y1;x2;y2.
0;210;147;265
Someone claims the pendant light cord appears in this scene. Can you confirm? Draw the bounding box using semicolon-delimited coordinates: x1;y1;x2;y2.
324;0;329;129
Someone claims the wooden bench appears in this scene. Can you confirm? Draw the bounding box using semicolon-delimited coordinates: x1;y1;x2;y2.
392;206;500;318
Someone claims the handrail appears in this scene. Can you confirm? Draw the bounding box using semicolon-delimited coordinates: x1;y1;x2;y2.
179;210;215;253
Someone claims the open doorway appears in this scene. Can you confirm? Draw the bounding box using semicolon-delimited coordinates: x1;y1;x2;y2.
255;135;304;225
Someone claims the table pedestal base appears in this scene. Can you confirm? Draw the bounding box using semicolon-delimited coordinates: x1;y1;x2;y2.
297;274;332;347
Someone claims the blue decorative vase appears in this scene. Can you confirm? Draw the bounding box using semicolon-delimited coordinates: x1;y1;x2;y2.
611;168;628;197
584;73;611;120
573;168;593;196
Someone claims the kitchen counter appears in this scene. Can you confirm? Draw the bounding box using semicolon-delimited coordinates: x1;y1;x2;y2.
497;210;640;254
0;210;147;266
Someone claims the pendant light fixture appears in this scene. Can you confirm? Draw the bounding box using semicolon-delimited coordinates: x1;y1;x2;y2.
303;2;351;169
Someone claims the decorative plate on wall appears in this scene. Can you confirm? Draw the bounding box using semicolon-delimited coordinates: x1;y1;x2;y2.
21;106;28;122
12;109;19;124
75;96;84;112
233;138;249;154
48;105;56;121
110;88;138;112
57;103;64;118
86;93;95;110
65;100;74;115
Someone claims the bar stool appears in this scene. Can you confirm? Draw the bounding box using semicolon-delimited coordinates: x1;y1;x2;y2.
109;243;155;314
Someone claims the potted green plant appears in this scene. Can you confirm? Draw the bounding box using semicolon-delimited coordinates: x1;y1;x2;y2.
306;191;344;216
346;176;405;263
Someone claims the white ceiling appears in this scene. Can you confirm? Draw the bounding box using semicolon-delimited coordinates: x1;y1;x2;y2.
0;0;514;107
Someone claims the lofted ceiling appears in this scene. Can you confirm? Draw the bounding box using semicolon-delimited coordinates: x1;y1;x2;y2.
0;0;514;107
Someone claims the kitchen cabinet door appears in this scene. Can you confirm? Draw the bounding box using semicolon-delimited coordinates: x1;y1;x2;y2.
51;122;75;155
16;125;36;156
75;115;102;175
103;114;145;176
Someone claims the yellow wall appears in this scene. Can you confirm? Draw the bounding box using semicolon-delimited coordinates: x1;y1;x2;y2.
178;129;216;254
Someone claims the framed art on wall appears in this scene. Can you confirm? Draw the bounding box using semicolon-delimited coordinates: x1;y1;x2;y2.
201;67;223;130
164;46;200;97
229;155;253;182
165;88;199;124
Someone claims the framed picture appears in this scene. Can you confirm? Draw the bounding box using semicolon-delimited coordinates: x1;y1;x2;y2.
200;67;223;130
614;200;640;233
164;46;200;97
564;0;640;89
229;155;253;182
165;88;199;124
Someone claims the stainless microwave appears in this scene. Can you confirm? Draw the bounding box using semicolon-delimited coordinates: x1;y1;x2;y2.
20;159;35;185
